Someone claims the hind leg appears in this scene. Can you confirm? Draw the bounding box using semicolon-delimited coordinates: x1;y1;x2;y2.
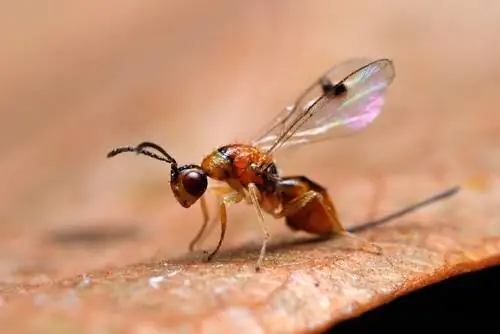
275;190;382;254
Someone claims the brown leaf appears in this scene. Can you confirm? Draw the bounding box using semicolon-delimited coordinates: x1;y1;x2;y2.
1;178;499;333
2;1;500;333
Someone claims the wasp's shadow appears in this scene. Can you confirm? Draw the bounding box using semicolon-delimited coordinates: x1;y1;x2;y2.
46;221;143;246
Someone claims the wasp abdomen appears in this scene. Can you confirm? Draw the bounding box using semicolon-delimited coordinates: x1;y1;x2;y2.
278;176;339;235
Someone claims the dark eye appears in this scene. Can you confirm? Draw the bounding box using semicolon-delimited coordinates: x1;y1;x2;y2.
182;170;207;197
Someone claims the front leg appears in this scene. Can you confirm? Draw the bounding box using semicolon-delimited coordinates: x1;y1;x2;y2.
205;190;244;261
189;184;237;252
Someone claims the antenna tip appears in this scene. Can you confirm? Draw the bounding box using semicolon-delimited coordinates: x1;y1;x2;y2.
106;149;119;158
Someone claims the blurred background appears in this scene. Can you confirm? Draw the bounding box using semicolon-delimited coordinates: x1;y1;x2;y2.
1;0;499;283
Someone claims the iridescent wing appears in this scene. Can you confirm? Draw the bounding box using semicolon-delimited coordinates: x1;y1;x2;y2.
250;58;395;155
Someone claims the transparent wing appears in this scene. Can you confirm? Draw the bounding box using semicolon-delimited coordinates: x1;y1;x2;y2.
250;58;395;155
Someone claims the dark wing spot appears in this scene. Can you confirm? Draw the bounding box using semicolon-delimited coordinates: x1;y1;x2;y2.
332;82;347;96
319;77;336;94
320;76;347;96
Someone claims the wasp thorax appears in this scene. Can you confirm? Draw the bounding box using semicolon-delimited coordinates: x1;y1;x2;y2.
170;165;208;208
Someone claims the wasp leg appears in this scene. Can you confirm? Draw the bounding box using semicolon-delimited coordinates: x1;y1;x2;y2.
275;190;382;254
335;230;383;254
272;191;318;216
247;183;270;272
188;184;236;252
188;196;210;252
190;211;219;252
205;191;243;261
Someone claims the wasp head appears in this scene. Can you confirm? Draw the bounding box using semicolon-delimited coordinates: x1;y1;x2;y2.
107;141;208;208
170;164;207;208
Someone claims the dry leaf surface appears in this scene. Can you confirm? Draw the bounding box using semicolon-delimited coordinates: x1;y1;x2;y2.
1;176;499;333
1;1;500;333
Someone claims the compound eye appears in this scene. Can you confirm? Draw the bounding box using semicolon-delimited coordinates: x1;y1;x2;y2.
181;170;208;198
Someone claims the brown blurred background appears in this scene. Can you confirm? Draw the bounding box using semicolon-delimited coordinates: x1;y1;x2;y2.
1;1;499;282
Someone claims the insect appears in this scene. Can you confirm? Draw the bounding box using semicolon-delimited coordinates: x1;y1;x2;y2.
107;58;396;271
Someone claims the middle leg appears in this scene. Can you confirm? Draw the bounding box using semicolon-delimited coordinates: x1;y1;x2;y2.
247;183;270;272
